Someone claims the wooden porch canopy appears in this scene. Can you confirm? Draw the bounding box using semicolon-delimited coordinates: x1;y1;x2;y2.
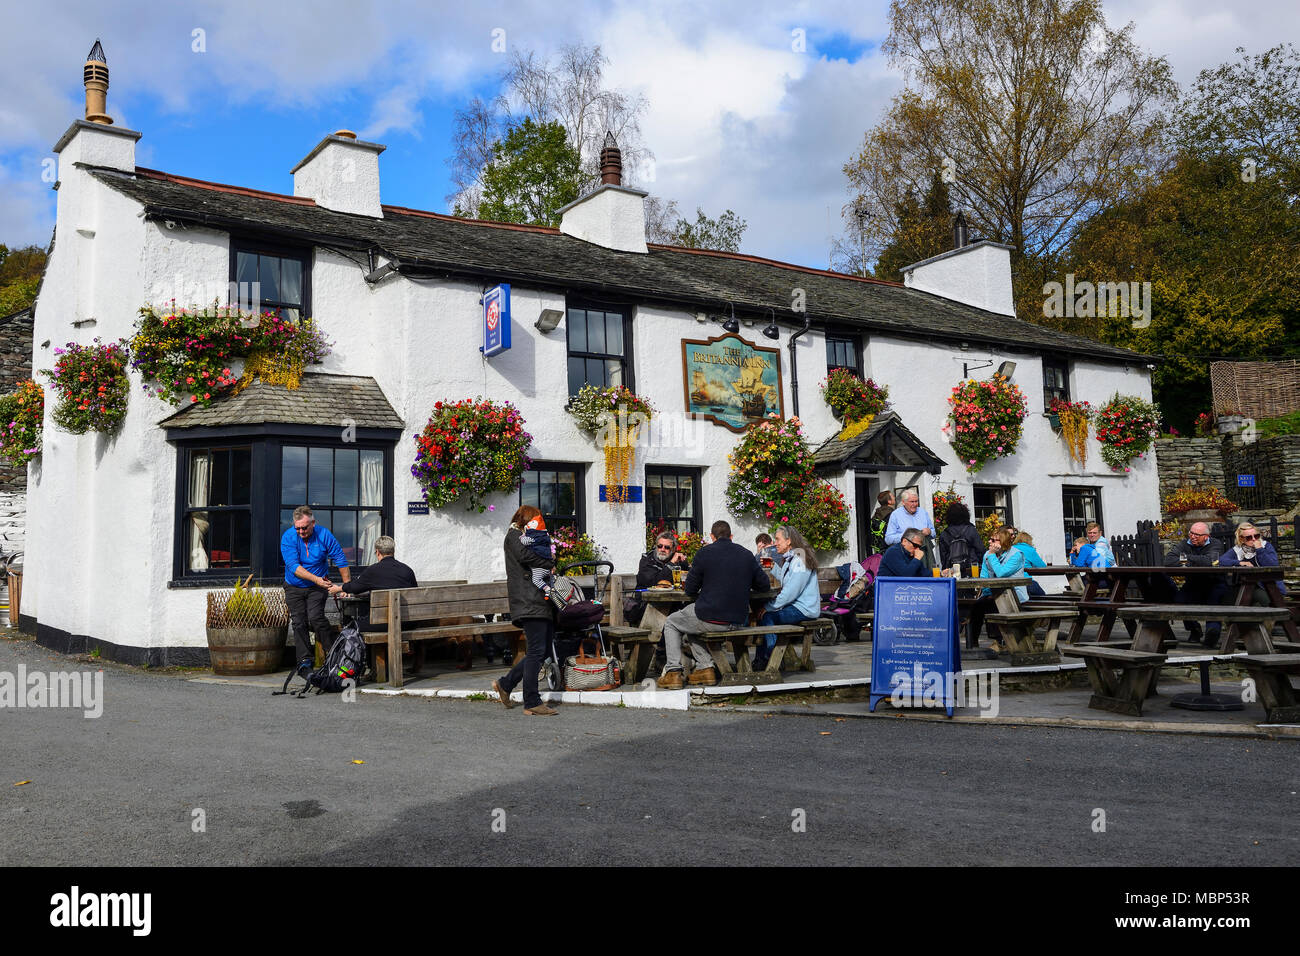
812;411;947;476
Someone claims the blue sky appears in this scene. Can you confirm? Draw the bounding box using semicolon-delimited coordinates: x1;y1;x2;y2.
2;0;1296;270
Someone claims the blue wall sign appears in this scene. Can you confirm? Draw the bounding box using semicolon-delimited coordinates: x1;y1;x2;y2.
407;501;430;515
482;284;512;357
1237;474;1256;488
869;577;960;717
598;485;643;503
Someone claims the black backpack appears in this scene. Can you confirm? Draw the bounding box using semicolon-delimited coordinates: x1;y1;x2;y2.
943;529;977;570
275;616;367;698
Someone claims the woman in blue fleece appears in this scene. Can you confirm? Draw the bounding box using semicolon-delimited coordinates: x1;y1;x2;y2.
752;526;822;670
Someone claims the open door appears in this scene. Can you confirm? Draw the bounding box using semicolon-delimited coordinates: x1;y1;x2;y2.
855;475;878;559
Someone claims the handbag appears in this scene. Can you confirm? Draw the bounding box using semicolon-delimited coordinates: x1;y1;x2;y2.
564;639;622;691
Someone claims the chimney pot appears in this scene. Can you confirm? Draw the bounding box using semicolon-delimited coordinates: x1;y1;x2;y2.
599;131;622;186
334;129;357;140
83;38;112;125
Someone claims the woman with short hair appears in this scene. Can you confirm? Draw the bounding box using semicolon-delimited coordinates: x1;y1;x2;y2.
492;505;559;716
1218;522;1287;605
1012;530;1047;597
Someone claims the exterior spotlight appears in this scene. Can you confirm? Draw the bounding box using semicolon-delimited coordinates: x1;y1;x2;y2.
995;360;1016;380
761;308;780;339
535;308;563;333
721;304;739;334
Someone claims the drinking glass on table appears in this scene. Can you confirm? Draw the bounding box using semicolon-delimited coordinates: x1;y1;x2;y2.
1044;554;1054;566
671;567;682;587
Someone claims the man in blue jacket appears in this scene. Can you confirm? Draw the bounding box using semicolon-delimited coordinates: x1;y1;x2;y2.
657;520;769;689
282;505;351;673
878;529;929;577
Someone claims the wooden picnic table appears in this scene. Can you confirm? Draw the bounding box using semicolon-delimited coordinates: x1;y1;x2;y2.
1066;566;1298;646
954;576;1067;665
1026;565;1088;594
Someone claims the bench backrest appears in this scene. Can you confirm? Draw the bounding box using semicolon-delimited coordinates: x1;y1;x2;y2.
369;581;511;626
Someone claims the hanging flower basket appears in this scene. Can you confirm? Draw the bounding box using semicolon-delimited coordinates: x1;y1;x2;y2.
0;379;44;466
944;378;1028;473
1049;397;1094;467
566;384;656;506
820;369;888;423
1095;394;1161;473
412;398;532;513
43;338;131;434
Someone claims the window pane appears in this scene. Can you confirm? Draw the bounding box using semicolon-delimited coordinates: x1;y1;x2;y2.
282;446;307;505
188;511;209;572
520;470;540;509
333;511;357;568
334;448;359;507
308;447;333;505
259;255;281;305
280;258;303;306
825;338;836;366
679;475;695;517
646;478;662;520
606;312;623;355
314;510;332;540
210;513;232;568
587;311;606;354
358;450;382;507
280;508;294;537
236;252;257;288
556;472;576;518
210;448;231;506
539;472;556;517
604;358;623;388
568;357;586;397
188;451;210;507
232;448;251;506
231;510;251;566
568;309;587;353
586;358;605;388
359;511;382;565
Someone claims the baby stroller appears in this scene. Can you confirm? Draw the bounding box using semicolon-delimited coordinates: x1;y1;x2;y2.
819;554;881;644
539;560;621;692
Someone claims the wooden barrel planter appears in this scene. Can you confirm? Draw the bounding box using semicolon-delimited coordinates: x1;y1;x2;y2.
205;626;288;676
206;579;290;676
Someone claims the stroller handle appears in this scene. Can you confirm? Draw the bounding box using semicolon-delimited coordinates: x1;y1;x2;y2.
556;560;614;576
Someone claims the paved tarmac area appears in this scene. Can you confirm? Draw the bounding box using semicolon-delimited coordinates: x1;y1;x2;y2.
2;635;1297;866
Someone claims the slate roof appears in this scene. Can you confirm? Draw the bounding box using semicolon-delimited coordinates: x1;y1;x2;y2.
90;165;1152;365
812;411;947;475
161;373;404;430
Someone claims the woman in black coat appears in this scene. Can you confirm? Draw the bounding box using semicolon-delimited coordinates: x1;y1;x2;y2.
937;502;985;572
492;505;559;716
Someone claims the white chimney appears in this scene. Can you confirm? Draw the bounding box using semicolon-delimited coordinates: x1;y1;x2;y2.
901;240;1016;317
557;132;648;254
291;130;385;218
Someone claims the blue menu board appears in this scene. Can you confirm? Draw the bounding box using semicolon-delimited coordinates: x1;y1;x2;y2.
869;577;960;717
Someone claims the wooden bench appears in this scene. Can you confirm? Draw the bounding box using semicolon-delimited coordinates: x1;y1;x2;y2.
1060;644;1168;715
603;625;655;683
367;583;523;687
691;624;807;686
1237;654;1300;722
983;609;1070;666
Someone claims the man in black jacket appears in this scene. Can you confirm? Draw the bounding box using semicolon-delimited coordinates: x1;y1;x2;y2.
657;520;768;689
329;536;418;632
1159;522;1225;646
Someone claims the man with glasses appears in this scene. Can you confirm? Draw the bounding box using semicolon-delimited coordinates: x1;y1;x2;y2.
878;528;929;577
625;532;691;627
281;505;351;674
1160;521;1224;646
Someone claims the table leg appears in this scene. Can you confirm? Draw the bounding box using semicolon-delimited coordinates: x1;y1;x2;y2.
1262;580;1300;642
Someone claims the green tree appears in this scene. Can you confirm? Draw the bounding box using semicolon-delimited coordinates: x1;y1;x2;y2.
0;244;46;316
872;170;952;280
669;208;747;253
476;119;583;227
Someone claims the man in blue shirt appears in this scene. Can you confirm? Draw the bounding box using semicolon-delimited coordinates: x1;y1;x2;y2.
884;490;936;570
281;505;351;673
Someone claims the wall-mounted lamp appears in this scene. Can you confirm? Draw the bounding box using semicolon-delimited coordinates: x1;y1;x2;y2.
721;303;740;334
995;360;1016;380
535;308;564;333
761;308;780;340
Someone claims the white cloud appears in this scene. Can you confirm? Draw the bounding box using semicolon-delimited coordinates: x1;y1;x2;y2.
0;157;57;249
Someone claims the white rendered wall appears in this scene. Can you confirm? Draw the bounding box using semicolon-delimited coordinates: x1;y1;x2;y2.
27;171;1159;652
903;243;1016;317
292;141;383;218
558;187;649;253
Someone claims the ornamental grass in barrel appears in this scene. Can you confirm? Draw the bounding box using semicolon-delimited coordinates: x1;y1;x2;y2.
205;575;290;675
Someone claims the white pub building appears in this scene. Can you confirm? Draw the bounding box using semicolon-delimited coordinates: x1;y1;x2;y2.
25;45;1159;664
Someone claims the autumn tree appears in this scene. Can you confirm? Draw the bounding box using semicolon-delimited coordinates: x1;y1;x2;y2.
843;0;1175;317
476;119;583;227
0;244;46;316
871;170;953;280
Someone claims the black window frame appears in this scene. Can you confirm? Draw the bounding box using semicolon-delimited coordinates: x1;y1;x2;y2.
519;461;586;534
179;444;255;574
169;427;397;587
1061;485;1103;554
277;444;390;571
1043;356;1070;408
973;484;1015;529
825;331;862;375
229;235;313;320
565;300;635;397
644;465;703;537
